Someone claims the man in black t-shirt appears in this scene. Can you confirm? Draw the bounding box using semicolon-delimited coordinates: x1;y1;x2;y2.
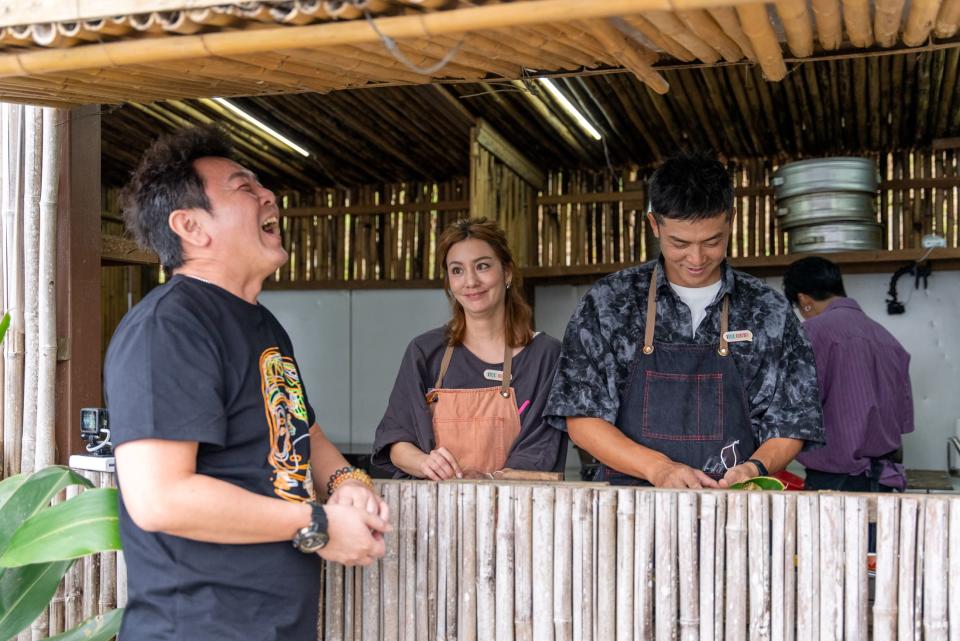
105;125;391;641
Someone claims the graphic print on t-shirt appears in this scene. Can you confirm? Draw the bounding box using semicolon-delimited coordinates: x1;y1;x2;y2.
259;347;311;502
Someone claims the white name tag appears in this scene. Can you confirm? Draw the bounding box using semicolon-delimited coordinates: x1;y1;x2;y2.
484;369;505;381
723;330;753;343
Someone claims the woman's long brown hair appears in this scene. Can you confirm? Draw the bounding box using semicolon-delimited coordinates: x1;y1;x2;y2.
437;218;534;348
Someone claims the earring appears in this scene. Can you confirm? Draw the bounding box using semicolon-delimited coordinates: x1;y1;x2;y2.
506;282;512;289
803;305;812;312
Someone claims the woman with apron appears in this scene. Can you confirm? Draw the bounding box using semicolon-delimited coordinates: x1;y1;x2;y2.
372;218;567;480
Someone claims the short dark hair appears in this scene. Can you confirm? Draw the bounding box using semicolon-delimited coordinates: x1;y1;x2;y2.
120;125;234;272
648;151;734;223
782;256;847;304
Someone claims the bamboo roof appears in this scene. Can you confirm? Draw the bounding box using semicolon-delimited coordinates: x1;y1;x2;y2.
102;47;960;190
2;1;960;106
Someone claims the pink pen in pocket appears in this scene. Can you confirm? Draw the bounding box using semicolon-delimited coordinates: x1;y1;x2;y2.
517;400;531;416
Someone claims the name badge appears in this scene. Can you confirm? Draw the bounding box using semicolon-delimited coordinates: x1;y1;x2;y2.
484;369;505;381
723;330;753;343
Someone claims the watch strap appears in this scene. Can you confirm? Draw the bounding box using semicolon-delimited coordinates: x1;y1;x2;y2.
747;458;769;477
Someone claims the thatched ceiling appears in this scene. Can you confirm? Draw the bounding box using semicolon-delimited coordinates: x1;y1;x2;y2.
102;47;960;191
2;1;960;106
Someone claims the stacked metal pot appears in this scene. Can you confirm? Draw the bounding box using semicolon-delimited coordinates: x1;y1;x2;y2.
772;157;883;253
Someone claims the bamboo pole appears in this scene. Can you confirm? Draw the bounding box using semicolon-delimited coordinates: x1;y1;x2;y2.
725;492;747;641
645;10;721;63
477;484;496;641
554;486;572;641
579;19;668;95
843;496;868;641
401;482;417;641
616;488;635;641
380;484;400;641
949;498;959;641
748;493;771;641
936;0;960;36
811;0;844;50
416;483;437;641
923;498;949;641
873;496;900;641
34;107;60;470
904;0;943;45
515;485;533;641
532;486;555;641
735;4;787;81
897;498;920;641
818;495;843;641
706;7;757;60
572;488;594;641
699;493;717;641
676;9;744;61
796;495;819;641
18;106;40;479
343;565;355;641
678;492;699;641
843;0;875;47
876;0;908;46
62;484;83;629
774;1;814;57
496;485;515;641
621;15;697;62
597;490;616;641
361;543;380;641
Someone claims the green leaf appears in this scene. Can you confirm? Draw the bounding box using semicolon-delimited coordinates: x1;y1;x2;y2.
46;608;124;641
730;476;786;491
0;473;27;512
0;489;120;567
0;560;72;641
0;466;94;555
0;311;9;345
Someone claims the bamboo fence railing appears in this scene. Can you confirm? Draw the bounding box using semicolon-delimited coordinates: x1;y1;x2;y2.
52;475;960;641
1;104;62;481
269;179;470;287
101;148;960;292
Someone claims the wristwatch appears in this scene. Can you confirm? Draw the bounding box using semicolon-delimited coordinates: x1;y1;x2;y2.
292;502;329;553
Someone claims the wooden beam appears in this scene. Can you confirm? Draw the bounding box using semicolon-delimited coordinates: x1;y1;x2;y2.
811;0;844;50
932;136;960;149
935;0;960;37
774;1;815;57
263;278;443;291
842;0;875;47
55;105;101;465
0;0;240;29
736;4;787;81
100;233;159;266
282;200;471;218
903;0;943;46
473;119;547;190
875;0;908;47
0;0;763;79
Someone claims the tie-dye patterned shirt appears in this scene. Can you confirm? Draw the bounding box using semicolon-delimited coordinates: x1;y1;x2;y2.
544;259;825;449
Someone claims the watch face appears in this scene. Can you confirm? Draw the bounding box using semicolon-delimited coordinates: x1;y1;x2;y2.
295;529;329;553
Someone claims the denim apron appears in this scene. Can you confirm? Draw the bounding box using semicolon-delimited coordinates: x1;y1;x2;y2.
601;266;756;486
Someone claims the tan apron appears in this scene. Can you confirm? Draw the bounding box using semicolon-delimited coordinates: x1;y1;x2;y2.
426;342;522;476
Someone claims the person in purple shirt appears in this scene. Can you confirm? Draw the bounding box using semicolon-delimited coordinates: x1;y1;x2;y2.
783;257;914;492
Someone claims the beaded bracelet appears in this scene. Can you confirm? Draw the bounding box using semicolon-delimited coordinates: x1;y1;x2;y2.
327;466;375;497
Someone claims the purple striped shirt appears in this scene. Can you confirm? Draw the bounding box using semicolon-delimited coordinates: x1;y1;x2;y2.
796;298;914;490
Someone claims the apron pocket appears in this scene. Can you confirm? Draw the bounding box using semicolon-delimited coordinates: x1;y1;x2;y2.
433;416;509;474
641;371;723;441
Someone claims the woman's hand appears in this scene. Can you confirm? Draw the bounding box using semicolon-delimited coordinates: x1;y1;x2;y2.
419;447;463;481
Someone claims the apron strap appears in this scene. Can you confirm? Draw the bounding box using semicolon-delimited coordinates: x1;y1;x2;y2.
500;341;513;398
717;295;730;356
642;266;658;355
434;343;456;390
434;339;513;398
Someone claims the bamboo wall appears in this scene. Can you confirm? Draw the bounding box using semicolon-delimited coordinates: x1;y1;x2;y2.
49;476;960;641
274;179;470;286
537;149;960;270
322;480;960;641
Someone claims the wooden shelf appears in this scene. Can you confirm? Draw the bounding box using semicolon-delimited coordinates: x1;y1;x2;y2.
101;233;158;266
523;248;960;285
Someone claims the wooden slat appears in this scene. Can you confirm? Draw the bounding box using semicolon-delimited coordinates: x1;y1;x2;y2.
100;232;158;265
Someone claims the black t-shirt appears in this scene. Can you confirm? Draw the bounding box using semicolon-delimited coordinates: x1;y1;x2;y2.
105;275;321;641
